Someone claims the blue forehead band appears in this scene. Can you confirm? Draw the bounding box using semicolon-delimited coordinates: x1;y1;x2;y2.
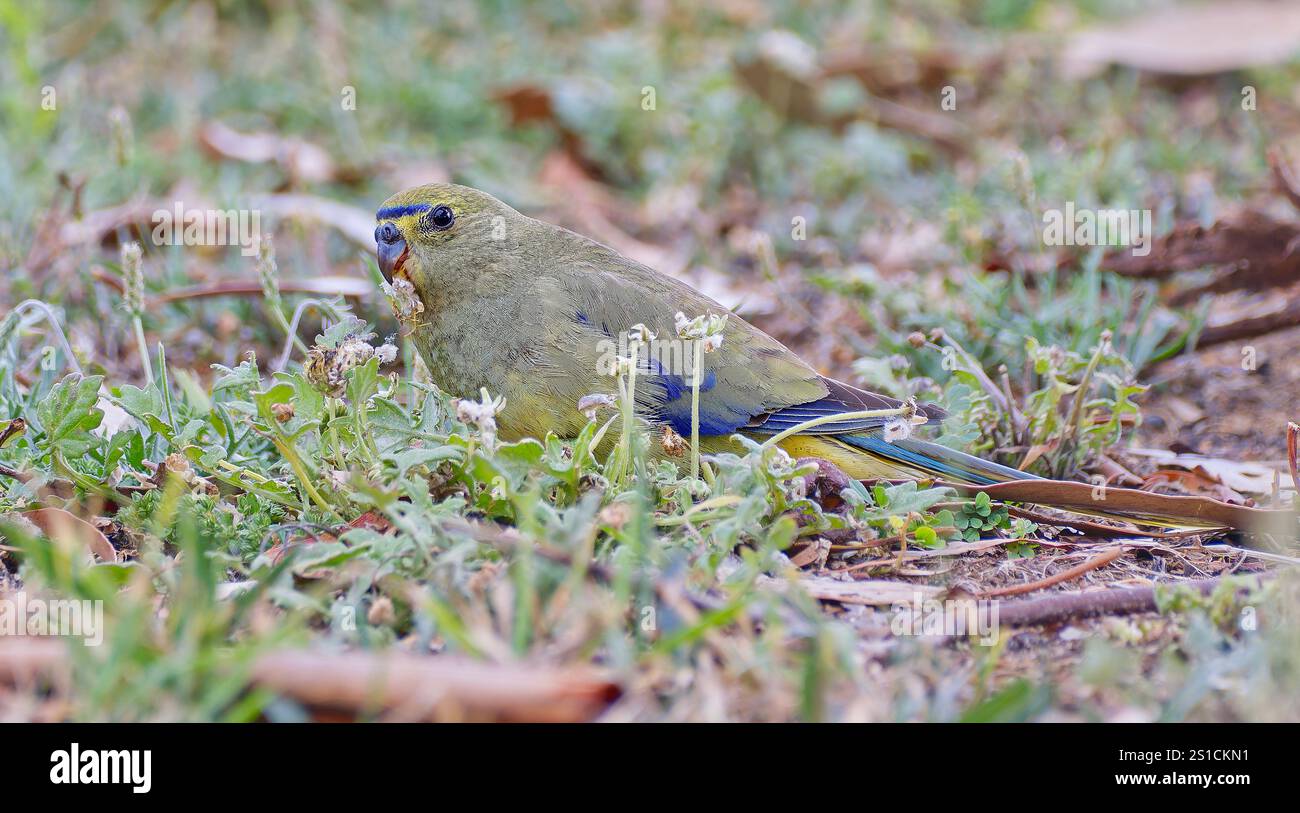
376;203;432;219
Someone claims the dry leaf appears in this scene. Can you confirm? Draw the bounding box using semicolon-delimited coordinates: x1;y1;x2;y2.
199;121;336;185
21;508;117;562
936;477;1292;531
1126;447;1287;496
1063;2;1300;79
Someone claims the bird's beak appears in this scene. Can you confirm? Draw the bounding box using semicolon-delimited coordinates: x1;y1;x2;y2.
377;235;407;283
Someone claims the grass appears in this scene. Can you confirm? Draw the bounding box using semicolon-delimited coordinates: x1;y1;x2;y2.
1;0;1298;721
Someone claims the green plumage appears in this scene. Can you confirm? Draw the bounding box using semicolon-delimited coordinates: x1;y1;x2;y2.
375;184;996;481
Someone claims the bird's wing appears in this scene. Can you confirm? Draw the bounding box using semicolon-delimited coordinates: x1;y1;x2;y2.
745;377;947;435
541;237;944;439
540;240;827;437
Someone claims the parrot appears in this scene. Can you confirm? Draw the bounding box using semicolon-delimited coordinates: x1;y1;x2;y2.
371;182;1033;486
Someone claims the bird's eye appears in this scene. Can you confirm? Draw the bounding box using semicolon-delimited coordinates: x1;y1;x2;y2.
375;222;401;244
427;205;455;231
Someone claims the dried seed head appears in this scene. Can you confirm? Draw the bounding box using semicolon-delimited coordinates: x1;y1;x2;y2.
626;323;656;346
882;417;915;443
153;451;195;488
121;242;144;316
660;425;688;457
257;235;279;303
674;311;728;345
381;277;424;322
109;106;133;166
367;596;396;627
305;335;377;397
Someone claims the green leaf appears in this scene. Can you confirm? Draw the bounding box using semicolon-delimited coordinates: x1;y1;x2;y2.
211;355;262;397
345;357;380;406
960;679;1050;722
383;446;461;477
317;315;371;348
116;383;167;427
36;374;104;457
913;525;942;549
765;514;798;549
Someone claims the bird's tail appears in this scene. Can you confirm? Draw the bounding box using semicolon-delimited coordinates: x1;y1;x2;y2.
778;432;1221;531
837;434;1035;485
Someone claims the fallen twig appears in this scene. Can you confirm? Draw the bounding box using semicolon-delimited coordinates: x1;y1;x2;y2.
0;638;621;723
1287;422;1300;499
977;545;1122;598
150;277;370;306
0;464;30;483
1193;300;1300;351
992;574;1265;627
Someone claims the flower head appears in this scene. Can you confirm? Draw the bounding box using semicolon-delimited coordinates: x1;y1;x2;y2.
453;387;507;448
674;311;727;352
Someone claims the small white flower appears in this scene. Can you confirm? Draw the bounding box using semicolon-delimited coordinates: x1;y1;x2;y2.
609;355;638;377
454;387;506;448
626;323;656;345
375;343;398;364
765;445;796;477
882;417;914;443
675;311;727;352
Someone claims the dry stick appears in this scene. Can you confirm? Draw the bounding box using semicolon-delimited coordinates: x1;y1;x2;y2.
0;418;26;450
149;280;368;306
0;638;619;723
998;367;1029;447
977;545;1123;599
0;463;32;483
1288;422;1300;499
934;334;1010;415
1192;299;1300;350
992;575;1265;628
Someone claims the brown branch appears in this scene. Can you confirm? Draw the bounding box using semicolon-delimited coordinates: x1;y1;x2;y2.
1193;299;1300;350
992;574;1264;627
1288;422;1300;499
0;638;620;722
977;545;1122;598
150;278;370;306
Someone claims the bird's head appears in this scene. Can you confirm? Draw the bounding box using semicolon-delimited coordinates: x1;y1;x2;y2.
373;183;518;288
